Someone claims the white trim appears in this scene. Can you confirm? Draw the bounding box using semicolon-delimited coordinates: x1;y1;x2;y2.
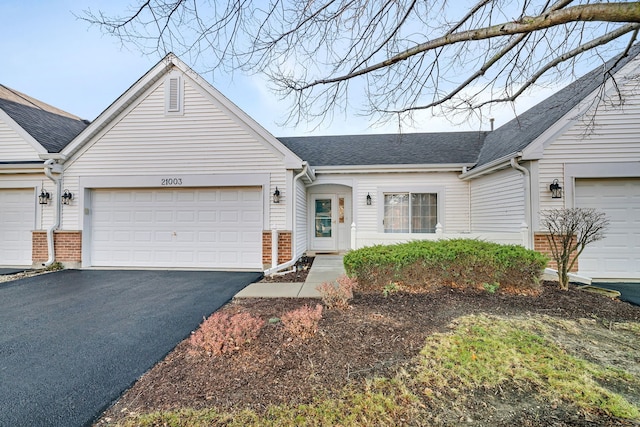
459;154;515;180
78;173;269;189
315;164;472;174
0;163;44;173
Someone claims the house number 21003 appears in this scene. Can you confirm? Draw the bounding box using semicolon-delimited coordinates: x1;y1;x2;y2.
161;178;183;186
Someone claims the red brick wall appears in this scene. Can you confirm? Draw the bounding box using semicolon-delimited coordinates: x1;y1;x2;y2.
533;233;578;272
262;230;293;265
278;231;292;264
32;231;82;264
262;231;272;264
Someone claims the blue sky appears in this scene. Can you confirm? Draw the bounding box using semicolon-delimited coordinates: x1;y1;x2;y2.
1;0;564;136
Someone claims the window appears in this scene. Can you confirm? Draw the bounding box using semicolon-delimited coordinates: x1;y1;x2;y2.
383;193;437;233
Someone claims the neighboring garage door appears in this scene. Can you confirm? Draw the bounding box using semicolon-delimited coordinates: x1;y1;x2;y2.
0;189;34;266
575;178;640;279
91;187;263;269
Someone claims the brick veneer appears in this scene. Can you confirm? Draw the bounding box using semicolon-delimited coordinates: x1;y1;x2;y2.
262;230;293;265
533;232;578;272
32;231;82;266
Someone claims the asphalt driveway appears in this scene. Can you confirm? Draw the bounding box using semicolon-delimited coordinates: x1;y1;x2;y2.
0;269;261;427
592;282;640;306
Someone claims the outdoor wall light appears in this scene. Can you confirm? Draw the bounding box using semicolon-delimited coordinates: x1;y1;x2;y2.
61;189;74;205
38;189;51;205
273;187;281;203
366;193;372;205
549;179;563;199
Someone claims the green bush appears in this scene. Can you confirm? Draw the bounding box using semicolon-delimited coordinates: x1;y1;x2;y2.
343;239;548;293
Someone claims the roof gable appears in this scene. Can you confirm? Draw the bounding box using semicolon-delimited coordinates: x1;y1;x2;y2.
0;85;88;153
278;132;486;167
475;43;640;168
63;54;303;168
0;98;88;153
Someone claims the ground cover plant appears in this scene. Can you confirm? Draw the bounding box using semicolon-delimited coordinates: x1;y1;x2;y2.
95;279;640;427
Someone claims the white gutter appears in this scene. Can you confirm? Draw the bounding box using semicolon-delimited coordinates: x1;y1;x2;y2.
315;163;474;174
510;156;533;248
264;162;312;275
43;159;62;267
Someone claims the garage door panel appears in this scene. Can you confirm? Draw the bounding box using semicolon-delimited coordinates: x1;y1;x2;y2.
0;189;35;266
575;178;640;279
91;187;262;269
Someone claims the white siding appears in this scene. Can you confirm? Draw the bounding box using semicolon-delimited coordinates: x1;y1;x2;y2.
538;73;640;214
349;172;470;233
0;119;41;160
470;168;525;232
63;75;289;231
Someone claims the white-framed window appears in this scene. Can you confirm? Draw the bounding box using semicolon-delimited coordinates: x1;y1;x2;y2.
383;192;437;233
165;75;183;114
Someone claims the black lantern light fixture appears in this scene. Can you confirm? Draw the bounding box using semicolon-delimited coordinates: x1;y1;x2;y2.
61;189;73;205
273;187;280;203
38;189;50;205
549;179;563;199
366;193;372;205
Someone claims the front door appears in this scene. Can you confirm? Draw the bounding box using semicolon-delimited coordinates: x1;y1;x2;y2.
311;194;337;251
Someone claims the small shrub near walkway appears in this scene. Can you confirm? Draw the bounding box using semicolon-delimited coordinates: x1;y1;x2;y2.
343;238;548;293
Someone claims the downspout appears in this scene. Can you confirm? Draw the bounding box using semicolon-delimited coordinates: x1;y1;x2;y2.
510;156;532;248
264;162;310;275
43;159;62;267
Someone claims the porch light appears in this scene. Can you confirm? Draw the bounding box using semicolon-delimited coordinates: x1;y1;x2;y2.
549;179;562;199
38;189;50;205
366;193;372;205
273;187;280;203
61;189;73;205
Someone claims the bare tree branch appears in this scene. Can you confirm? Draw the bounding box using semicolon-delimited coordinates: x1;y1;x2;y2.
82;1;640;127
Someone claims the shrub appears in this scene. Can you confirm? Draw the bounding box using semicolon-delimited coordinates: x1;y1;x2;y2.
343;239;548;293
281;304;323;339
189;311;264;356
316;274;357;310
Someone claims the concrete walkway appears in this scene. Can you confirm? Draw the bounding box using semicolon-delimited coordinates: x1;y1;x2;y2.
235;255;345;298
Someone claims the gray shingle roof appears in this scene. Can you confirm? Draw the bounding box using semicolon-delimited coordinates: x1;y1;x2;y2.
475;43;640;168
0;96;88;153
278;132;487;166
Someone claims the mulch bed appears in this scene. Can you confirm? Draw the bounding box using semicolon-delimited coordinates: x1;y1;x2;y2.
96;281;640;426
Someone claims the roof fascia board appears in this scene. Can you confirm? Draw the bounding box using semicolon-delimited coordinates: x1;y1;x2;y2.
61;56;174;159
314;163;472;174
522;54;640;160
0;109;48;155
176;59;304;168
0;163;44;173
459;153;516;180
39;153;67;161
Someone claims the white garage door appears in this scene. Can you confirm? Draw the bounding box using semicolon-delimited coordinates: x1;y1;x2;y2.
90;187;263;269
575;178;640;279
0;189;34;266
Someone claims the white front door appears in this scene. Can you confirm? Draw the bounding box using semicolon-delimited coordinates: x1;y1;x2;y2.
311;194;337;251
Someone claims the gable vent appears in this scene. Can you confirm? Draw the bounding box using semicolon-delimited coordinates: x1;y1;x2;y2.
165;76;182;113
